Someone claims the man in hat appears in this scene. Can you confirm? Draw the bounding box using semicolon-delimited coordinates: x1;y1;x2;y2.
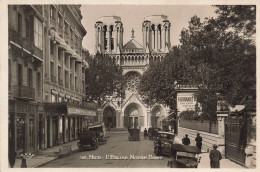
195;133;203;150
209;144;222;168
182;134;190;145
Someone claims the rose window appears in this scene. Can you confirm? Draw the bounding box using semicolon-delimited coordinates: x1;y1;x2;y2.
125;72;140;92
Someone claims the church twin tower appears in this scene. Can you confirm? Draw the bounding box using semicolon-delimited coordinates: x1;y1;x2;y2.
95;15;171;54
95;15;171;129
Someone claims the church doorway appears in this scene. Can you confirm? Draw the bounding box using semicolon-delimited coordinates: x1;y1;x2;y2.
124;103;144;128
103;106;116;128
151;105;165;128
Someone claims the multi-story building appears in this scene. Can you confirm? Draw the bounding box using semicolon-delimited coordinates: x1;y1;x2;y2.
8;5;45;153
94;15;171;130
8;5;96;154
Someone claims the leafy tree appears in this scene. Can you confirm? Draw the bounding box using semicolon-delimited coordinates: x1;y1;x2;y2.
180;12;256;120
138;6;256;122
138;46;187;109
84;52;124;106
214;5;256;37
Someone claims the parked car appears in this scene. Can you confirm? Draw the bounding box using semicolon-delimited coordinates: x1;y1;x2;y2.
167;144;201;168
77;131;99;151
154;131;175;156
128;128;140;141
148;127;161;140
88;122;107;145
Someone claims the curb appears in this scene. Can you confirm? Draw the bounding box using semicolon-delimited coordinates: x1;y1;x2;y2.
34;149;79;168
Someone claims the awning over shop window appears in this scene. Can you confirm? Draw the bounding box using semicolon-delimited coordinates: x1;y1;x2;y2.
44;102;96;117
49;29;63;44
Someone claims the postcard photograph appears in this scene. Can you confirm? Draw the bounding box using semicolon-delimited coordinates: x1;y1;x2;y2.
1;1;257;170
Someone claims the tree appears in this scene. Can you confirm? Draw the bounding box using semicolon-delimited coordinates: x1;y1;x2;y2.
84;52;124;106
214;5;256;37
138;46;187;109
179;11;256;120
138;6;256;121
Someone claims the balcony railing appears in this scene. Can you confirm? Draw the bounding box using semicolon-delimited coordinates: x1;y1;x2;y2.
9;27;43;59
12;85;35;100
51;75;56;83
58;79;63;86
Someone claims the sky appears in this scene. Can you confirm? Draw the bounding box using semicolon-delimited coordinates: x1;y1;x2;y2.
81;5;217;55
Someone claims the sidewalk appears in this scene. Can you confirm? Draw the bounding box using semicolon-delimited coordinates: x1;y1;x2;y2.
175;136;245;168
13;140;79;168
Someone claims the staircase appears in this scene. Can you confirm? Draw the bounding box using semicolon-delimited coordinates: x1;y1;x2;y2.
107;128;128;133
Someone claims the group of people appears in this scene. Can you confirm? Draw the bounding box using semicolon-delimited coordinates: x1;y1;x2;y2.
182;133;202;150
182;133;222;168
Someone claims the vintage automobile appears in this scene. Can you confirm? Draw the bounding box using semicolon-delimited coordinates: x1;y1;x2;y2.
88;123;107;145
128;128;140;141
167;144;201;168
148;127;161;140
77;131;99;151
154;131;175;156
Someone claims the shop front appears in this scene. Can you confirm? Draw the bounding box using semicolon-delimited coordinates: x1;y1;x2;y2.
43;102;97;148
9;100;38;154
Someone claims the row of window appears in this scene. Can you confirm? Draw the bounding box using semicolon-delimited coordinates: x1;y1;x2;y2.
50;61;84;93
17;12;43;50
50;6;81;48
8;60;41;98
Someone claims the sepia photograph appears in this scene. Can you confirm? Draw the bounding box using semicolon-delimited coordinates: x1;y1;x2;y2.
0;0;257;170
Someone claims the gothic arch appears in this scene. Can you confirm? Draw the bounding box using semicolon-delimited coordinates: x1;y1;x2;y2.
123;103;144;128
103;106;116;128
151;105;166;127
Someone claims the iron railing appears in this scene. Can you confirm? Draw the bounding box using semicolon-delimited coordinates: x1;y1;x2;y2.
179;120;218;134
12;85;35;100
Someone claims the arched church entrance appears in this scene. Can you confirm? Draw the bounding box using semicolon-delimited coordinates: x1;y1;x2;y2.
103;106;116;128
124;103;144;129
151;105;165;127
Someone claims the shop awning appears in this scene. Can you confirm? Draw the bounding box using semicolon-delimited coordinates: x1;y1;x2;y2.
65;45;75;55
45;102;67;115
49;29;62;43
44;102;96;117
58;39;67;50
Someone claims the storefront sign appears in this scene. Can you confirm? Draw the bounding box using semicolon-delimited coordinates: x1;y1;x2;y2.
177;93;197;113
16;103;35;113
67;107;96;116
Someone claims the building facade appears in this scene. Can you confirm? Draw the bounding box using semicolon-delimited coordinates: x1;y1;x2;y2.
8;5;95;154
94;15;172;130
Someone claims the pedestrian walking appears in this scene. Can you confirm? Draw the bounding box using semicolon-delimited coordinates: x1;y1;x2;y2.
182;134;190;145
195;133;203;150
209;144;222;168
144;128;148;139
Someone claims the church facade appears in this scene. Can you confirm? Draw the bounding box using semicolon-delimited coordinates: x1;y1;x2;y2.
94;15;171;130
